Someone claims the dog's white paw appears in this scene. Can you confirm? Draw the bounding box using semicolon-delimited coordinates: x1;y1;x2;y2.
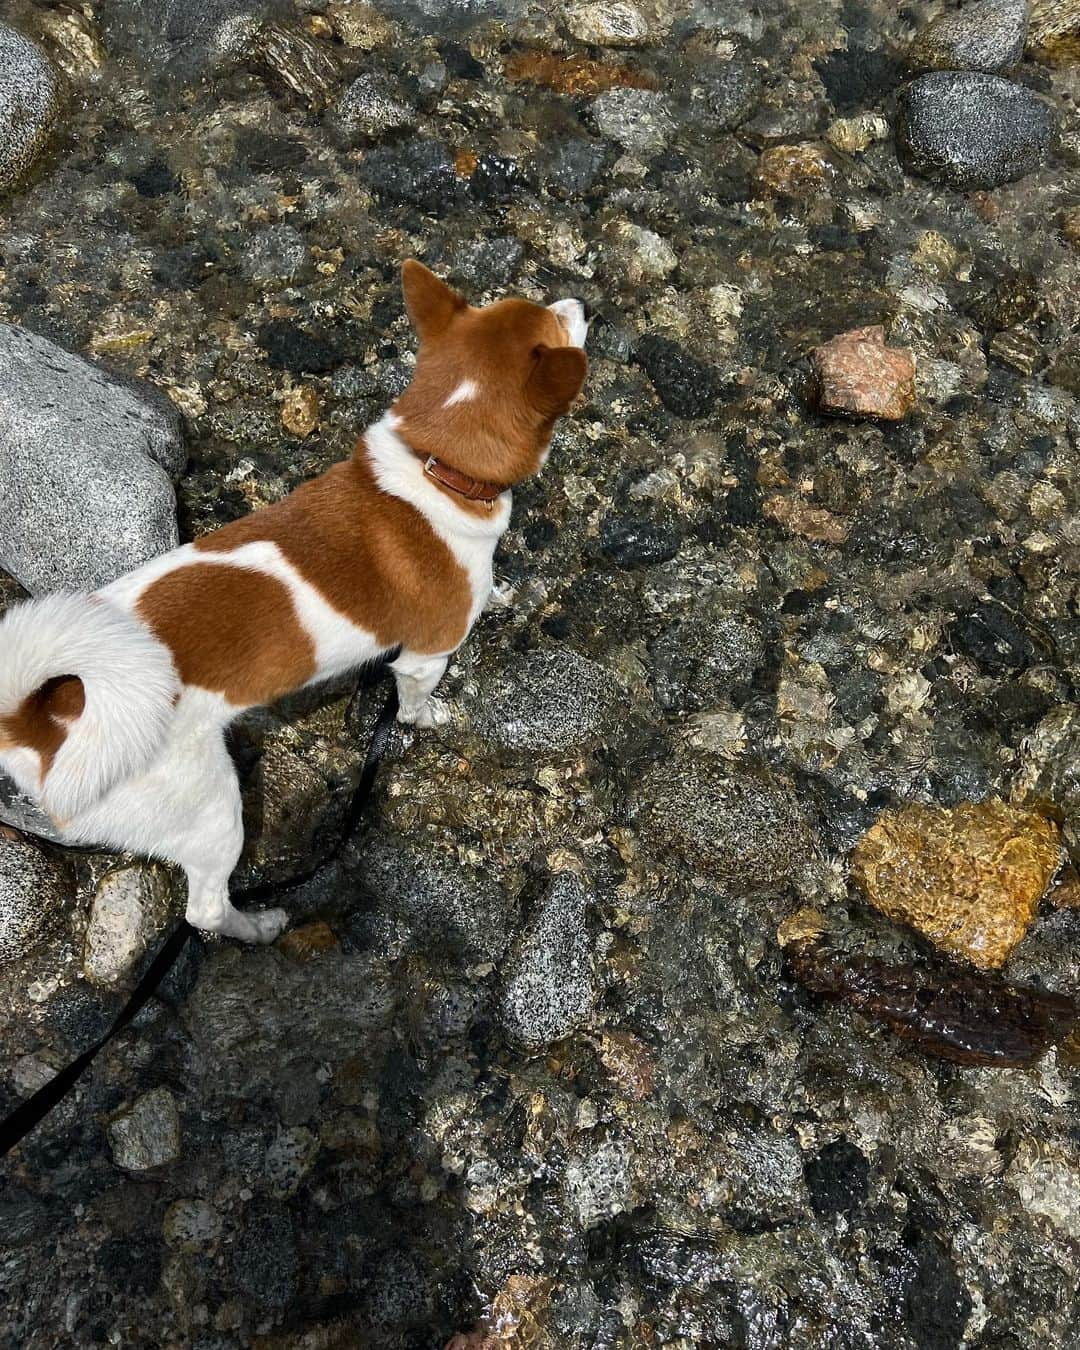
250;907;289;944
486;580;516;611
398;696;452;730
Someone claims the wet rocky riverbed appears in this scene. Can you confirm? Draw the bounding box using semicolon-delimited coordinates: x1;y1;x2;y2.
3;0;1080;1345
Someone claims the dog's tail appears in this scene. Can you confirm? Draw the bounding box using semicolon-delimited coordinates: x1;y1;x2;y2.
0;593;180;821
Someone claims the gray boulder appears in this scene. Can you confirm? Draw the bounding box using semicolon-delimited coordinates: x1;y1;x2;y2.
0;324;185;593
499;873;595;1050
0;22;60;193
896;72;1054;189
0;833;69;966
633;753;815;892
467;647;622;755
907;0;1029;74
83;863;177;987
102;0;287;80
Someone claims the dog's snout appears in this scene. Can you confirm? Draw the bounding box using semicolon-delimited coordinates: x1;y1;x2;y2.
581;299;596;321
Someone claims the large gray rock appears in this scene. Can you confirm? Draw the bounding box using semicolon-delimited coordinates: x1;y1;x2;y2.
634;754;815;891
354;832;515;963
467;647;622;755
499;873;595;1050
83;863;177;987
0;832;69;966
907;0;1029;74
102;0;287;80
896;72;1054;190
0;23;60;194
0;325;184;592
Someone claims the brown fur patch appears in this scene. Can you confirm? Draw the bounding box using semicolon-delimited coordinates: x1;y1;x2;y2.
137;563;317;707
194;455;474;654
0;675;85;780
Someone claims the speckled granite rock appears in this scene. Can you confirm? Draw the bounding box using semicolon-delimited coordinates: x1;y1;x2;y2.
465;646;622;754
107;1086;182;1170
0;325;184;592
0;831;69;965
907;0;1029;73
896;72;1054;189
83;863;177;987
0;23;60;193
499;872;595;1050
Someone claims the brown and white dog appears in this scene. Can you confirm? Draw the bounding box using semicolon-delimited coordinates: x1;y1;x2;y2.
0;262;588;942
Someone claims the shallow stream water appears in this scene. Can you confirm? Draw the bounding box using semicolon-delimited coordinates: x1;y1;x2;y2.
2;1;1080;1347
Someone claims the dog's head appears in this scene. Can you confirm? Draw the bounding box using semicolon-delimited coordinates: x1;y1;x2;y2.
393;260;588;488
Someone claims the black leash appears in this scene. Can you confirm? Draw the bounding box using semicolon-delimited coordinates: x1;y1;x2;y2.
0;673;400;1161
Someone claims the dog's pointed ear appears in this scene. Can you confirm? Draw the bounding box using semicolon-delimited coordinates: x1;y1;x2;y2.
402;260;465;341
526;344;588;417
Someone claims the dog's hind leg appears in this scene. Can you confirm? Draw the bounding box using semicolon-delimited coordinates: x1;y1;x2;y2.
78;696;288;944
173;738;287;944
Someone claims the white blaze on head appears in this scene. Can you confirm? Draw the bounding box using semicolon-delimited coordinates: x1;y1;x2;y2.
548;298;588;348
443;379;478;407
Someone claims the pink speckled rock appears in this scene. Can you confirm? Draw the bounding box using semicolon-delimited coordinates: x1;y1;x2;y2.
812;325;917;420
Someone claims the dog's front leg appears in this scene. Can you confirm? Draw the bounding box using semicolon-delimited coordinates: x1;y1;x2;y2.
391;651;451;728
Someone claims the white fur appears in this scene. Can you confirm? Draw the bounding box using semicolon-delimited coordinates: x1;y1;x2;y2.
443;379;478;407
0;593;179;821
548;298;588;348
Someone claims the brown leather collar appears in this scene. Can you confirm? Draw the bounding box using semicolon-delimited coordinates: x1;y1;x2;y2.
420;453;503;508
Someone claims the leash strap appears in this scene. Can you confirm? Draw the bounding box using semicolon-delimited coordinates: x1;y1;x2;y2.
0;919;193;1158
0;675;400;1160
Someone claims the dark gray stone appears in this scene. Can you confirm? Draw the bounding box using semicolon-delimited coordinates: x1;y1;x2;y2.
0;771;65;841
352;832;515;963
906;0;1029;74
0;23;60;193
896;72;1054;190
651;611;766;711
0;324;184;592
102;0;287;80
467;647;621;754
499;873;594;1050
634;754;815;891
325;73;416;144
0;833;69;966
106;1086;183;1170
227;1200;299;1311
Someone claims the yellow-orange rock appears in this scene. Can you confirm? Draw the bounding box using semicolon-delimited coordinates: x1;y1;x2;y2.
755;143;836;195
813;325;916;421
851;800;1062;970
281;385;320;437
277;920;338;962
